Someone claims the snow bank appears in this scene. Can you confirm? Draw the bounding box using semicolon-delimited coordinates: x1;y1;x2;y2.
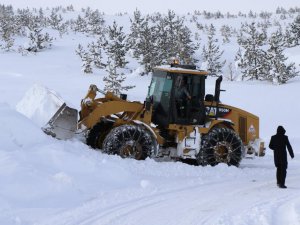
0;103;47;150
16;84;64;127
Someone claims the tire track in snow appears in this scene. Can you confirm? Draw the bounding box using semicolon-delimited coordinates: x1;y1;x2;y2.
78;197;166;225
37;171;300;225
217;175;300;225
77;175;300;225
38;183;203;225
271;175;300;225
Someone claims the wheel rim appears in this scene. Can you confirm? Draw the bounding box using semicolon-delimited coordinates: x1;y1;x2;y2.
120;141;143;159
214;141;232;163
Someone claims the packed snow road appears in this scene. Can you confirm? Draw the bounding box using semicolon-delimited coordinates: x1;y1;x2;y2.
1;102;299;225
33;156;300;225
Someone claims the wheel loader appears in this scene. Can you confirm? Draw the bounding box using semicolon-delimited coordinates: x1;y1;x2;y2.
43;63;265;166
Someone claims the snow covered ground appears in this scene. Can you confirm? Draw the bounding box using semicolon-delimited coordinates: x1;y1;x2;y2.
1;10;300;225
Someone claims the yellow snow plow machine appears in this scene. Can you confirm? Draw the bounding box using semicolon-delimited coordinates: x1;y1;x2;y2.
43;63;265;166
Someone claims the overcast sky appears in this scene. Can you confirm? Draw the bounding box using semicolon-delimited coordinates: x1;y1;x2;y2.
2;0;299;14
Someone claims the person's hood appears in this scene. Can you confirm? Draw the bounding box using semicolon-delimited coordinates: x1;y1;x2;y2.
277;126;286;135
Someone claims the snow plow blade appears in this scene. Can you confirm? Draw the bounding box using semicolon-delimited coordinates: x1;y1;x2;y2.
42;103;78;140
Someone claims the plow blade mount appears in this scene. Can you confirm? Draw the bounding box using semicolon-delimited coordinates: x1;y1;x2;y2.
42;103;78;140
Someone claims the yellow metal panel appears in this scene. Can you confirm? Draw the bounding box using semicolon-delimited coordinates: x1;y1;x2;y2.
220;103;260;144
79;101;144;129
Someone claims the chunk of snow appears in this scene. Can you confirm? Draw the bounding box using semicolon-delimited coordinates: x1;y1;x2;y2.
16;84;64;127
140;179;151;188
52;172;73;185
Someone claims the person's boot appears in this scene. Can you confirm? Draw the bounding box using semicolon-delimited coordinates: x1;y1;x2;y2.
279;184;287;188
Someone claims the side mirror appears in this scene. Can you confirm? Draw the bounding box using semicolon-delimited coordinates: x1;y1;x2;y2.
120;94;127;100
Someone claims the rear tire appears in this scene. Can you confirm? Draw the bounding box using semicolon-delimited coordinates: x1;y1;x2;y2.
197;127;243;167
102;124;157;160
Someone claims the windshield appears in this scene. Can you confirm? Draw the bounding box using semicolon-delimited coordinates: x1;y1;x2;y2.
147;71;173;125
148;75;172;104
148;71;172;102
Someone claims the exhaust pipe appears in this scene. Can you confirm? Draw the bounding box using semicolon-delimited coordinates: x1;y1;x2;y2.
214;76;223;102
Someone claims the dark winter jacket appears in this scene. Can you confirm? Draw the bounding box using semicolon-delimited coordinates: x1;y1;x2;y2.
269;126;294;168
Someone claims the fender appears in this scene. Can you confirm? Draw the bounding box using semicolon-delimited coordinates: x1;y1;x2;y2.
133;120;164;143
133;120;161;156
199;119;234;134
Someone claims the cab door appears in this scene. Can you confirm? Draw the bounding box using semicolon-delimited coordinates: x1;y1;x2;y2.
171;74;205;125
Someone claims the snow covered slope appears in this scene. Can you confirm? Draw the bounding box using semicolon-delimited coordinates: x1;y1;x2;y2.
0;102;300;225
0;10;300;225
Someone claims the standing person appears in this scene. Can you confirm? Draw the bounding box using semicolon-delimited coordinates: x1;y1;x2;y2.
269;126;294;189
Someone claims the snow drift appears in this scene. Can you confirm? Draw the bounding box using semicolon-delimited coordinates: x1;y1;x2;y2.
0;103;47;150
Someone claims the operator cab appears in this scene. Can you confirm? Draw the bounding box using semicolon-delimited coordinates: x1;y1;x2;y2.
147;64;208;127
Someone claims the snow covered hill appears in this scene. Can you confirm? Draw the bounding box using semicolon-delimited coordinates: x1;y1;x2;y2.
1;7;300;225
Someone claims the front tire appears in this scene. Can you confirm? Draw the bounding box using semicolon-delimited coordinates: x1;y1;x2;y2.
86;120;114;149
197;127;243;166
102;124;157;160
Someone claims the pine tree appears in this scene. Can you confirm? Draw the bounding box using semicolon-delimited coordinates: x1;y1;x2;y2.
155;10;197;65
15;8;34;35
81;52;93;74
248;10;256;18
226;62;238;81
137;17;160;74
38;8;47;27
176;25;198;64
0;30;14;51
202;24;225;75
87;36;106;68
75;44;85;58
25;25;53;52
72;15;88;33
267;29;299;84
105;21;128;68
155;10;178;63
237;22;267;80
0;5;16;51
220;25;232;44
284;27;294;47
85;9;105;35
67;5;74;12
48;9;63;30
286;15;300;47
102;21;134;94
235;48;243;64
0;16;15;51
128;9;145;58
259;11;272;19
127;9;165;73
75;44;93;73
103;57;135;95
49;10;69;37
